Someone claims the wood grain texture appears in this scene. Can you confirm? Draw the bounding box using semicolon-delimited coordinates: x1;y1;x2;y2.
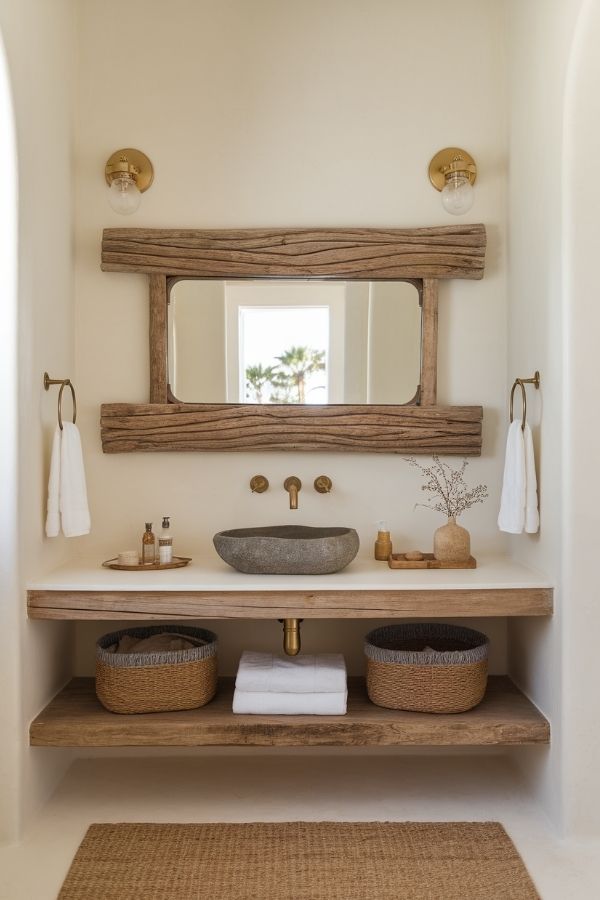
29;676;550;748
100;403;483;454
27;586;554;620
420;279;439;406
149;275;168;403
101;225;487;280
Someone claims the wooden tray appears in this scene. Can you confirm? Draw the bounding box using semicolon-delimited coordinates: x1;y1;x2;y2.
102;556;192;571
388;553;476;570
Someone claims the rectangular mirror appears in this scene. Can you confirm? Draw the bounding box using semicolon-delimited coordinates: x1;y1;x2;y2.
168;279;422;405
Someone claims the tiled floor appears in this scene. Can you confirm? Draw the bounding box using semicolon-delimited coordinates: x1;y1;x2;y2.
0;752;598;899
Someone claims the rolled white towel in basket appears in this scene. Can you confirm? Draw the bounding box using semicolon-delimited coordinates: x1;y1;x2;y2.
235;651;346;694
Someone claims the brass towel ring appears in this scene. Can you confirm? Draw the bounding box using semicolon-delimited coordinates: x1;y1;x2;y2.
509;371;540;431
44;372;77;430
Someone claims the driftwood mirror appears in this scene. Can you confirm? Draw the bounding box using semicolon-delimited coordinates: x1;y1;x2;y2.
100;225;486;454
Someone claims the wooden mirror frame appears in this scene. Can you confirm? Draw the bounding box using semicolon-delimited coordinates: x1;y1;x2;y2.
100;225;486;454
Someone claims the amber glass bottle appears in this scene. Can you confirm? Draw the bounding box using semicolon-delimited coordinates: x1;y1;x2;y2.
141;522;156;564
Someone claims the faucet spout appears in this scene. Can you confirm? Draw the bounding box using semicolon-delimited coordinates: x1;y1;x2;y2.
284;476;302;510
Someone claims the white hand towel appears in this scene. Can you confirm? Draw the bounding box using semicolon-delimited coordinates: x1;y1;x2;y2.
60;422;90;537
232;689;347;715
523;422;539;533
45;426;61;537
498;420;526;534
235;651;347;694
46;422;91;538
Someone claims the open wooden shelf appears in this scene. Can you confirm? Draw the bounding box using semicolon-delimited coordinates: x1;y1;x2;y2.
30;676;549;749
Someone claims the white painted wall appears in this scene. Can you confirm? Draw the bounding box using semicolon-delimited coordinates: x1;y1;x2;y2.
13;0;600;844
0;0;76;843
562;0;600;837
0;10;19;848
73;0;509;674
504;0;582;834
504;0;600;839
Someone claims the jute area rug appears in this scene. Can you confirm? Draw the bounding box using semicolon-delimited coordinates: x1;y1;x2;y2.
58;821;539;900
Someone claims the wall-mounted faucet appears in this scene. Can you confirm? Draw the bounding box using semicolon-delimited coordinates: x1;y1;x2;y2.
284;476;302;509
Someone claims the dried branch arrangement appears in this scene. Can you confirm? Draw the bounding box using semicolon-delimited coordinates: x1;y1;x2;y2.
405;455;488;519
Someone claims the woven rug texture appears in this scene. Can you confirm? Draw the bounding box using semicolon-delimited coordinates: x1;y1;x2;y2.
57;821;540;900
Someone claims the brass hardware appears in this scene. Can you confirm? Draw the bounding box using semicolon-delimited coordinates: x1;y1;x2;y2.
105;148;154;192
314;475;333;494
280;618;302;656
43;372;77;430
284;476;302;510
250;474;269;494
510;372;540;432
428;147;477;192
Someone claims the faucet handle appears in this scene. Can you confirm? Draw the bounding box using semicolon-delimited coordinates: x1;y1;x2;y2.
314;475;333;494
250;474;269;493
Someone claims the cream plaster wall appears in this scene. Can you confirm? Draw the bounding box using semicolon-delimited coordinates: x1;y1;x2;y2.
0;11;19;848
73;0;509;674
0;0;76;843
504;0;584;835
5;0;597;847
562;0;600;837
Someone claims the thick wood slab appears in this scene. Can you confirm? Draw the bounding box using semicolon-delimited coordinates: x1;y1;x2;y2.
29;676;549;748
27;586;553;620
101;225;487;280
100;403;484;454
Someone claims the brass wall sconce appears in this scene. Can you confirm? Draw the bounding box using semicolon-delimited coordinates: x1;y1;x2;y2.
429;147;477;216
105;148;154;215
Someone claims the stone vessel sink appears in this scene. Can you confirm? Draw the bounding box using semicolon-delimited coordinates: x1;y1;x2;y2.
213;525;360;575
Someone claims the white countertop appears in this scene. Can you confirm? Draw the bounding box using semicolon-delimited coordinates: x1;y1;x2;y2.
27;554;553;593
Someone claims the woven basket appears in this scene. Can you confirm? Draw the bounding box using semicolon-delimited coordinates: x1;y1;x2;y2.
95;625;218;714
365;623;489;714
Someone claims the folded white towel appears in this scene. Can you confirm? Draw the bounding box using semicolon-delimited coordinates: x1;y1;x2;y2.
498;420;526;533
45;423;91;538
235;651;347;694
232;689;347;715
45;427;61;538
523;423;540;534
498;419;539;534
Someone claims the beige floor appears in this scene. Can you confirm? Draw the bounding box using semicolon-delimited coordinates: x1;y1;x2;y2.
0;752;598;899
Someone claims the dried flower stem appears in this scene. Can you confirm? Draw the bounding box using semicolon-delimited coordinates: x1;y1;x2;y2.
404;455;488;519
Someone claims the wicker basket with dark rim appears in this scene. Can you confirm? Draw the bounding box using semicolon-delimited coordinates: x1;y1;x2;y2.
95;625;218;714
365;623;489;714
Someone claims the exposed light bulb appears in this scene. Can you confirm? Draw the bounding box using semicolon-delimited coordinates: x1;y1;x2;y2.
108;172;141;215
440;172;474;216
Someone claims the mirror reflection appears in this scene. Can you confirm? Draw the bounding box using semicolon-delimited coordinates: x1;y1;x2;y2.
168;279;422;404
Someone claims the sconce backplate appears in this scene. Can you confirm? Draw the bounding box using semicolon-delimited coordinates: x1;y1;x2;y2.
105;148;154;192
429;147;477;191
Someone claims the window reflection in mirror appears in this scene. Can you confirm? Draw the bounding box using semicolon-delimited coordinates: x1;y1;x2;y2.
168;279;422;405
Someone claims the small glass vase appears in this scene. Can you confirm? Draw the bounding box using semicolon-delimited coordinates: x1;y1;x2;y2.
433;516;470;563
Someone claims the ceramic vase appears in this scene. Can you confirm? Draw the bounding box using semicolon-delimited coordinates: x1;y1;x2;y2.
433;516;470;563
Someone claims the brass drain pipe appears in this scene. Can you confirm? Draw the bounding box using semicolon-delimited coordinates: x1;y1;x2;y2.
280;618;302;655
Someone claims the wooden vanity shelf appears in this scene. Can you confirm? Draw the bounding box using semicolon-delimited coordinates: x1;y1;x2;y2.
30;676;549;748
27;586;553;620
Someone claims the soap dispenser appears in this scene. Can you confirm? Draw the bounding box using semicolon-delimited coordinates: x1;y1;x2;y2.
158;516;173;564
141;522;156;565
374;521;392;561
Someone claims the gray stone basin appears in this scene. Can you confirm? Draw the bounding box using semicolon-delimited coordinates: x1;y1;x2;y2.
213;525;360;575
